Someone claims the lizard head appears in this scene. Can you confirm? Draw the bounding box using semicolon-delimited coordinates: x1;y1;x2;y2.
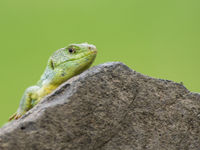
47;43;97;84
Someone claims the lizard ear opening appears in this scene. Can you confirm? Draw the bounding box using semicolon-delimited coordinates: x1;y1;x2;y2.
50;59;54;70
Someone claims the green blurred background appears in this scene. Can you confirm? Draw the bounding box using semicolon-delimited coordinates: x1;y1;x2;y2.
0;0;199;126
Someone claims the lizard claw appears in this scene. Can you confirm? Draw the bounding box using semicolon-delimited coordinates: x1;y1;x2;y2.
8;112;22;121
14;114;22;120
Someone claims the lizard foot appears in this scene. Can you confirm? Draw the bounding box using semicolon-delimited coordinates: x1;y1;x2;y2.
9;112;22;121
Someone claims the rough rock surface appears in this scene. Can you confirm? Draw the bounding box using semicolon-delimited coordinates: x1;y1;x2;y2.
0;62;200;150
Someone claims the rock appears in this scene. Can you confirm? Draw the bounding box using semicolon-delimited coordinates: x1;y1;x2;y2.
0;62;200;150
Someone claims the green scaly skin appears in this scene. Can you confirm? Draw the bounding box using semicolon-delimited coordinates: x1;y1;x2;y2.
9;43;97;121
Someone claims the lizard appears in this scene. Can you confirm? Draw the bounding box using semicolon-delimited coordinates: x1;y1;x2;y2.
9;43;97;121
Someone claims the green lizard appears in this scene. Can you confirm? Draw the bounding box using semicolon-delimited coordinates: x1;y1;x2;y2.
9;43;97;121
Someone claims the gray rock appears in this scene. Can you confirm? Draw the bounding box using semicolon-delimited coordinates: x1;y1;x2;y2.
0;62;200;150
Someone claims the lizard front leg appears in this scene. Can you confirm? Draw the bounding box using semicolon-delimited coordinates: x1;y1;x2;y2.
9;86;40;121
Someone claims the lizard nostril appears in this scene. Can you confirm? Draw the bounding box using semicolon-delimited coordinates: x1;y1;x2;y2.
88;46;97;51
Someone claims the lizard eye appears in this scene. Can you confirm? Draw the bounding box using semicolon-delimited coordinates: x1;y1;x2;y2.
68;47;75;53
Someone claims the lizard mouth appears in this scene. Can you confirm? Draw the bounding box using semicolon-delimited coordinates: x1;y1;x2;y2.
54;49;97;68
67;49;97;62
